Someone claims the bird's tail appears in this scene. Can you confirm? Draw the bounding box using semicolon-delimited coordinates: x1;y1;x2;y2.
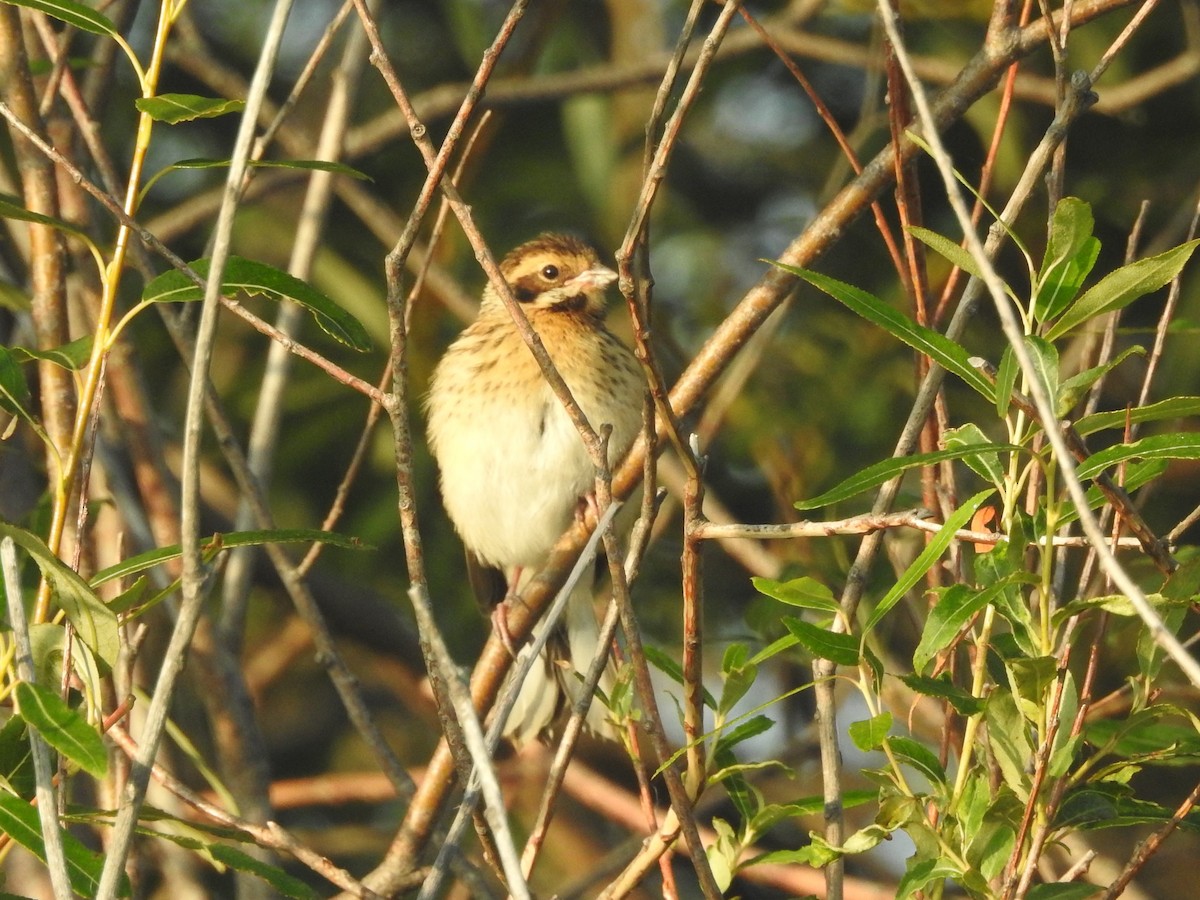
501;572;619;746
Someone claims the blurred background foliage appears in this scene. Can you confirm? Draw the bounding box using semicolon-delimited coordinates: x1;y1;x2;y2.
4;0;1200;895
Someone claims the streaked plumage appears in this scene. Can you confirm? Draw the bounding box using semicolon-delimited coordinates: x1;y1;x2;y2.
426;233;643;743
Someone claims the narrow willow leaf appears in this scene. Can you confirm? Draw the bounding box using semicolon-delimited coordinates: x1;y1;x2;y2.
848;712;892;751
1076;432;1200;480
208;844;320;900
913;582;1008;673
795;445;1019;510
864;489;994;634
1076;396;1200;436
900;673;985;716
1034;197;1101;323
0;346;32;415
1022;335;1059;414
141;257;372;351
774;263;995;400
9;336;94;371
888;736;947;785
134;94;246;124
0;715;35;798
0;793;121;897
0;523;119;671
908;227;985;283
643;645;718;709
1045;239;1200;341
170;157;370;180
750;575;838;612
1026;882;1104;900
14;682;107;779
0;0;116;36
90;528;369;588
986;691;1033;798
898;858;962;900
943;423;1005;487
782;617;859;666
1056;345;1144;416
0;193;96;246
714;715;775;758
995;344;1018;418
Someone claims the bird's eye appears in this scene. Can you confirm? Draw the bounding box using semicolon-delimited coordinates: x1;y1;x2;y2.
540;264;559;280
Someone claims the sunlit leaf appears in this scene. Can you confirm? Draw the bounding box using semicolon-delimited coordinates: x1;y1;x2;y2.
900;673;985;716
750;575;838;612
888;736;947;784
1045;239;1200;341
141;257;372;351
782;617;859;666
0;0;115;36
848;712;892;751
134;94;246;124
0;793;123;897
1076;432;1200;480
1056;345;1144;416
795;445;1019;510
775;263;995;400
1034;197;1101;323
91;528;369;588
864;489;994;633
943;423;1005;486
9;336;94;371
14;682;107;779
0;523;119;671
913;581;1008;674
1076;396;1200;436
0;346;32;416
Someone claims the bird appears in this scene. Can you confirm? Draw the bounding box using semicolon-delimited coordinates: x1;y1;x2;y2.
425;232;645;744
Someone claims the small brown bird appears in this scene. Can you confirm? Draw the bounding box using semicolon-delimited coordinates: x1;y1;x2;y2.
426;233;644;743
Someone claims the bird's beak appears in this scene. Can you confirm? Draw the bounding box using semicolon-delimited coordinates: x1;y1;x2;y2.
568;266;618;292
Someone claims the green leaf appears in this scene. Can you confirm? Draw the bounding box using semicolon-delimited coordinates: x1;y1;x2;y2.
996;343;1018;418
0;793;124;897
864;489;994;634
717;644;756;716
848;712;892;751
1077;396;1200;436
0;0;116;36
775;263;995;400
0;523;119;671
913;582;1006;674
0;346;32;416
897;857;960;900
782;617;859;666
714;716;775;758
1026;883;1104;900
986;691;1033;798
169;157;370;180
899;673;984;716
1034;197;1101;323
134;94;246;124
0;193;97;246
1045;239;1200;341
1022;335;1059;413
1055;345;1144;416
141;257;372;351
1076;432;1200;480
90;527;368;588
888;736;947;785
750;575;838;612
0;715;35;798
9;336;94;371
14;682;107;779
908;226;1011;299
943;422;1005;486
643;645;718;710
796;446;1018;510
